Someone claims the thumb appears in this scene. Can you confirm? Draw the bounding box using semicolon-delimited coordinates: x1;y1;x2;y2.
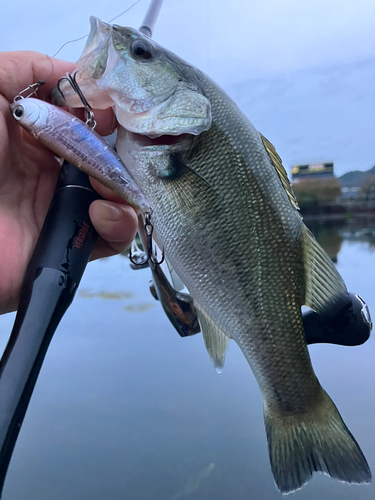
89;199;138;260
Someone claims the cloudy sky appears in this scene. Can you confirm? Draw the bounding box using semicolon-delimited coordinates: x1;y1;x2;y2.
2;0;374;82
1;0;374;174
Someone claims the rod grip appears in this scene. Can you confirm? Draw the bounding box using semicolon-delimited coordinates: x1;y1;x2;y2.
0;161;100;495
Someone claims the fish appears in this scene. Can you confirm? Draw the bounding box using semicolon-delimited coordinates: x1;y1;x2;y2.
53;17;371;493
9;98;150;213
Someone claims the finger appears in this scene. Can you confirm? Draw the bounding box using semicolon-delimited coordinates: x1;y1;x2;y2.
89;200;138;259
0;51;75;103
0;51;117;135
93;108;117;137
89;177;128;204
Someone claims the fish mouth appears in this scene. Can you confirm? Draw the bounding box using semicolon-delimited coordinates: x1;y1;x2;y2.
51;15;211;139
142;134;187;146
119;127;193;152
49;79;194;150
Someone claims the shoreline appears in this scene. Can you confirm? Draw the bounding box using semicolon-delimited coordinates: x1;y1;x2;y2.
299;201;375;223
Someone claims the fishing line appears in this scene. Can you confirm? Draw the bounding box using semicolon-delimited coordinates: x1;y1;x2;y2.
52;0;143;58
108;0;143;23
51;34;89;59
40;54;57;92
17;54;56;102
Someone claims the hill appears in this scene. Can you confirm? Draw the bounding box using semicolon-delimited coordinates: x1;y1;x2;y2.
339;165;375;187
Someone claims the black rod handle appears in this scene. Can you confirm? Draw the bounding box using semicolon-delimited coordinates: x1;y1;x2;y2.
0;161;100;496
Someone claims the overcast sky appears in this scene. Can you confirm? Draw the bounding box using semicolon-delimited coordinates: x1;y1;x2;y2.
2;0;374;85
1;0;374;174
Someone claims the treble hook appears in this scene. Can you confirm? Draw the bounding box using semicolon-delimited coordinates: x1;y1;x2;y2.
57;71;97;129
129;212;165;267
13;80;45;102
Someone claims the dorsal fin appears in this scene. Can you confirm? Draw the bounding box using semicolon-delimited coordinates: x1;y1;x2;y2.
302;225;349;315
260;133;301;216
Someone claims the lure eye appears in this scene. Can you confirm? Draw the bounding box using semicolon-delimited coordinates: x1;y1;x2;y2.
13;106;24;120
130;40;153;60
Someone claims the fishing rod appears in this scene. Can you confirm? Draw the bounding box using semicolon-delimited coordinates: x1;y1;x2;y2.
0;1;164;496
0;162;100;496
139;0;164;36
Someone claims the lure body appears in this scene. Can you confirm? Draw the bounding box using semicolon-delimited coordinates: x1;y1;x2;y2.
10;98;150;212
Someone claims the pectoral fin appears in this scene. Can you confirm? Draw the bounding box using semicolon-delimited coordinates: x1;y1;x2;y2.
195;301;231;372
303;226;349;316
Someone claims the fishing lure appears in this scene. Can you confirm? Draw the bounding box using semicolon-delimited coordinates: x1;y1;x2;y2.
10;95;150;213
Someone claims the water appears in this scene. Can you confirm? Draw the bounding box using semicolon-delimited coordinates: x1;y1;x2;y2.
0;222;374;500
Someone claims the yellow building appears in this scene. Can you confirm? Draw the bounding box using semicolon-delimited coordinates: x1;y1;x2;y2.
291;162;334;182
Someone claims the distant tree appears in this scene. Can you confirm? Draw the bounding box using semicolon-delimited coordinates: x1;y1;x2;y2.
292;179;341;208
361;175;375;201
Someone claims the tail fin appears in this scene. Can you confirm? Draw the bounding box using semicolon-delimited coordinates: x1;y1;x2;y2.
264;389;371;494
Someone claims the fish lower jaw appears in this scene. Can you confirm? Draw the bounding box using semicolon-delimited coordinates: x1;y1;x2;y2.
118;126;193;152
142;134;192;150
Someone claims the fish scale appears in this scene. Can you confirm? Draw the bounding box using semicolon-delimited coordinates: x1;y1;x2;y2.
54;18;371;493
147;82;316;408
129;128;314;410
117;64;370;493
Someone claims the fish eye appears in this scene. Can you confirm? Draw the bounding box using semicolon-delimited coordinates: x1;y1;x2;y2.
13;106;24;120
130;40;153;60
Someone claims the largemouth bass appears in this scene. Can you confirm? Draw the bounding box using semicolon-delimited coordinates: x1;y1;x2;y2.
53;17;371;493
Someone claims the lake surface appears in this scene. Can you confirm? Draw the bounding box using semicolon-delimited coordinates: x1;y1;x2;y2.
0;222;374;500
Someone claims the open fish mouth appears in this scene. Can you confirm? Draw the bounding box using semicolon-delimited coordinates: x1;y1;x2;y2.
51;16;212;139
133;133;189;146
53;72;211;139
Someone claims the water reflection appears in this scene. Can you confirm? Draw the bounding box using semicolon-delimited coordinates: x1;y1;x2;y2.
0;223;373;500
340;227;375;250
79;290;133;300
169;463;215;500
124;303;156;313
306;221;344;262
307;220;375;261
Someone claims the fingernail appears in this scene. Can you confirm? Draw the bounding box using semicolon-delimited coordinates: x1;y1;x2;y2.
101;202;122;221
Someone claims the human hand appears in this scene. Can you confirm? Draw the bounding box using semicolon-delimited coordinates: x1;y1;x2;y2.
0;51;138;314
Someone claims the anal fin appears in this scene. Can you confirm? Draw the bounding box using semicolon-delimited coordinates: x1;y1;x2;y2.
194;301;231;372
